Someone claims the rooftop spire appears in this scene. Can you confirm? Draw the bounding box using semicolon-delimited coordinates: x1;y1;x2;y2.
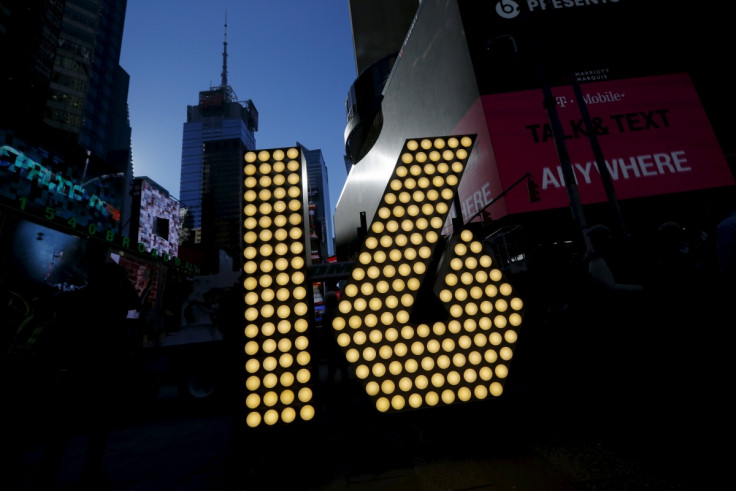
221;10;228;88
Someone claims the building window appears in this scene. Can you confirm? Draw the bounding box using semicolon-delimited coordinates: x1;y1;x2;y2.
154;217;170;239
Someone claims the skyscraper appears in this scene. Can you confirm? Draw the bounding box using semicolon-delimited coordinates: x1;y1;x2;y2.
179;19;258;274
301;143;334;261
0;0;63;138
43;0;130;160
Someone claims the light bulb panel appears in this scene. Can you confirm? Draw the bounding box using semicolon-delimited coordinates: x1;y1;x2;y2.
242;147;314;428
332;135;525;412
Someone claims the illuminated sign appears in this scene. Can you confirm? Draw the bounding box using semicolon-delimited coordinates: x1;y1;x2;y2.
0;144;195;271
456;73;735;220
1;144;121;222
135;179;180;257
242;136;525;427
332;135;523;412
241;147;313;428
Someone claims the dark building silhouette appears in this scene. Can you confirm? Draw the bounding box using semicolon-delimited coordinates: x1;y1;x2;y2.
0;0;63;137
1;0;133;238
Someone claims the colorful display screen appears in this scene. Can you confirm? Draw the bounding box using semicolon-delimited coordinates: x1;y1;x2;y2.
457;73;734;220
0;141;123;236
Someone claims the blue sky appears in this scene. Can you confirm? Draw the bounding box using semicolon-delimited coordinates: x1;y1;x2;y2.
120;0;356;214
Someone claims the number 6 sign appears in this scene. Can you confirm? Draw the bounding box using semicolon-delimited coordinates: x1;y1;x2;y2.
332;135;524;413
241;135;524;427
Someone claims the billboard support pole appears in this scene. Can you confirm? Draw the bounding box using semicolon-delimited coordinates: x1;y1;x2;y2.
519;7;592;255
570;73;629;239
540;81;592;254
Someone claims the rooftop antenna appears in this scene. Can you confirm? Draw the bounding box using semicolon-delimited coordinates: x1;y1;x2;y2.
221;10;228;88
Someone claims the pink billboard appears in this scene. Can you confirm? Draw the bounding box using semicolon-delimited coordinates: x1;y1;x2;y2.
456;73;734;221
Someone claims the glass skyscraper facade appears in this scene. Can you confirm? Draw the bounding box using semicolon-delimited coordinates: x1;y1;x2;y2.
178;18;258;273
301;144;334;261
179;83;258;273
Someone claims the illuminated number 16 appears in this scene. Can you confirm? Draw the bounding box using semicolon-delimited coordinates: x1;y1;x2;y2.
241;136;524;428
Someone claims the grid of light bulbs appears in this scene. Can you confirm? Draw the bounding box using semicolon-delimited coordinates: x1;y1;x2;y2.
331;135;524;412
242;147;313;428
